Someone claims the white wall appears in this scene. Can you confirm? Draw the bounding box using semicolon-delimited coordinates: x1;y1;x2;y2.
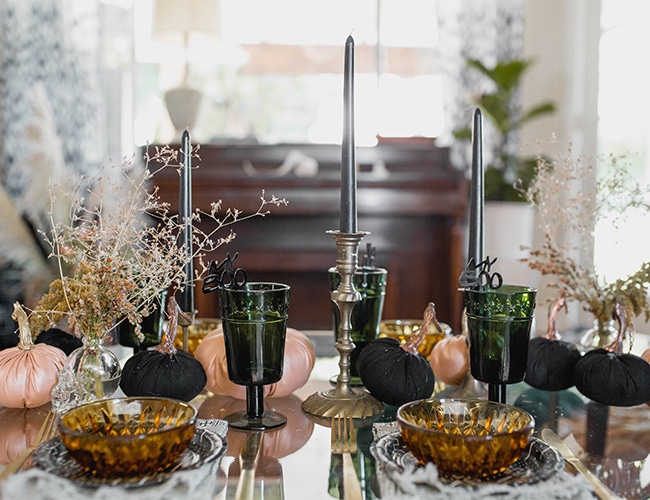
521;0;601;332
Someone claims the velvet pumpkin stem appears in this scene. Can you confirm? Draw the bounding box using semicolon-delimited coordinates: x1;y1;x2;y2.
542;289;567;340
11;302;35;351
155;295;187;357
402;302;441;355
605;300;627;355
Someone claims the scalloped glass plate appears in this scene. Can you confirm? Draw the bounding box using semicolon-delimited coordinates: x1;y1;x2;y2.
30;422;226;489
371;432;563;487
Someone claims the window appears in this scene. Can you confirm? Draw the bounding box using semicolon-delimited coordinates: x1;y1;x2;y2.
133;0;443;146
595;0;650;283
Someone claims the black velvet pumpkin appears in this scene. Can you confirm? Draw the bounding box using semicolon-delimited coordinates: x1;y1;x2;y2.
524;290;582;391
357;337;435;407
119;296;207;402
574;350;650;407
120;349;207;401
35;328;83;356
357;303;438;407
574;301;650;407
525;337;582;391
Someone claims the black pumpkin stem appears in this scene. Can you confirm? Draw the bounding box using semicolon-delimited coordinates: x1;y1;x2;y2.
402;302;441;354
542;290;567;341
606;300;628;355
155;295;191;357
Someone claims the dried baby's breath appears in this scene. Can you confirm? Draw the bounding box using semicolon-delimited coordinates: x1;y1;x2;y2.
29;145;287;341
521;142;650;329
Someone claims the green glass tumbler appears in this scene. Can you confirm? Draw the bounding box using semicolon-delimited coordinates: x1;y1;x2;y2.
217;282;290;430
465;285;536;385
329;267;387;384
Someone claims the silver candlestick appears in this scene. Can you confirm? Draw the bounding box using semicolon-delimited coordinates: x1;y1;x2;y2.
301;230;384;418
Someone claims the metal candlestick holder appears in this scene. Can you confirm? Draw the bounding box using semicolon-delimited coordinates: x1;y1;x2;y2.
301;231;384;418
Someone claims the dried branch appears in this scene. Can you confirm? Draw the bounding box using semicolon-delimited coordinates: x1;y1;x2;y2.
28;146;287;341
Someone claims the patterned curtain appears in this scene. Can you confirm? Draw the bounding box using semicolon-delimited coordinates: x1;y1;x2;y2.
0;0;106;194
0;0;106;338
435;0;525;172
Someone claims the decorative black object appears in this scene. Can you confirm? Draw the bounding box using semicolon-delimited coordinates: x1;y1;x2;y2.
357;303;437;407
202;253;247;293
574;302;650;407
120;297;206;402
35;328;83;356
525;291;582;391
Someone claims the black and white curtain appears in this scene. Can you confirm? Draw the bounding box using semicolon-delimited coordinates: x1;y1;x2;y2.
0;0;106;195
0;0;106;333
435;0;526;172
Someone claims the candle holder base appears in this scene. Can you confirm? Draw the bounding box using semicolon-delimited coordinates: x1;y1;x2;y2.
301;386;383;419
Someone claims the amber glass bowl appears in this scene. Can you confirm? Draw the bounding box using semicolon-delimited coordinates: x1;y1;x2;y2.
58;397;197;478
379;319;452;357
397;398;534;479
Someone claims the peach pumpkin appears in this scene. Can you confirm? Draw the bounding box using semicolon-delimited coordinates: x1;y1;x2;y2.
429;334;470;386
195;327;315;399
0;304;66;408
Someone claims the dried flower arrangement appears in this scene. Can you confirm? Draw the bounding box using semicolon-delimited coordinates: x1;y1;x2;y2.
521;142;650;331
27;145;287;342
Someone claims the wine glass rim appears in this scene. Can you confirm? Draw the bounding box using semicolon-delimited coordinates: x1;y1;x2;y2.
465;285;536;296
222;282;290;292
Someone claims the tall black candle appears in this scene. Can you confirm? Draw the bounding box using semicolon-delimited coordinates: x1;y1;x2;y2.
468;108;484;270
340;34;357;234
179;130;194;314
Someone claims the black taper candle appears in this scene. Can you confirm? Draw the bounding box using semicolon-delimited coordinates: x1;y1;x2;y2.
468;108;484;270
179;130;194;314
340;34;357;234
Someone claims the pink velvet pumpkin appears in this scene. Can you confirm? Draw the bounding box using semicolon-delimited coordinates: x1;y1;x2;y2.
0;304;67;408
429;334;470;386
195;327;315;399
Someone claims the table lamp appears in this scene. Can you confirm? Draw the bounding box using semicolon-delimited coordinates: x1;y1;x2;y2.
152;0;221;140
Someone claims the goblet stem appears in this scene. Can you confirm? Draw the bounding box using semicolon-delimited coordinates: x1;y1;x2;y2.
247;385;264;419
489;384;499;403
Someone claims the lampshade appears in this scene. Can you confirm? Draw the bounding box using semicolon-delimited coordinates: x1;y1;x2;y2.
153;0;221;48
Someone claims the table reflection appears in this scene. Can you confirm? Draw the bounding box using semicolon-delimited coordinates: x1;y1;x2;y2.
0;404;51;465
0;355;649;499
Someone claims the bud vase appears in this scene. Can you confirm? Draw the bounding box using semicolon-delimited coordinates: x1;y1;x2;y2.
51;335;122;414
580;319;618;351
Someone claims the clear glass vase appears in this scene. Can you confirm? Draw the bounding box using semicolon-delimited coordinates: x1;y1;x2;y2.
580;319;618;352
51;335;122;414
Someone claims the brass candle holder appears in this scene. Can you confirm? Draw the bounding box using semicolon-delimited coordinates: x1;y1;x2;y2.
301;231;384;418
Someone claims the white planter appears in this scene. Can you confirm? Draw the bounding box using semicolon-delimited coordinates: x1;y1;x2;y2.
484;201;535;287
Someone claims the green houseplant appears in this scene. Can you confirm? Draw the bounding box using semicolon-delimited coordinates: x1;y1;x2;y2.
454;58;556;201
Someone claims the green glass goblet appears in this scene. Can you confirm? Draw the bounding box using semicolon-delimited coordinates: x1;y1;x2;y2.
465;285;536;402
217;282;290;431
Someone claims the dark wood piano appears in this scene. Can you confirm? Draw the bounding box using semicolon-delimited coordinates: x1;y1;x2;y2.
152;141;468;332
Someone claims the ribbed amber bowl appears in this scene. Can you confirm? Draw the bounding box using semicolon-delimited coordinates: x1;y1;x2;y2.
397;398;534;479
58;397;197;478
379;319;452;357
